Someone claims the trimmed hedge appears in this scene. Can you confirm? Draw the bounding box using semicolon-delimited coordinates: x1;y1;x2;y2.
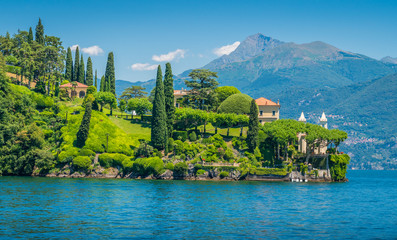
72;156;91;171
79;149;96;157
98;153;128;168
132;157;164;177
249;168;287;176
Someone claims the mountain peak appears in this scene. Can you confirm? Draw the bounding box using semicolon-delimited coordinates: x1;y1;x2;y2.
381;56;397;64
205;33;284;68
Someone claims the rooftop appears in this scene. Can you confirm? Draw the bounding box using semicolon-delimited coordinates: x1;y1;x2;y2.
255;97;280;106
60;82;89;88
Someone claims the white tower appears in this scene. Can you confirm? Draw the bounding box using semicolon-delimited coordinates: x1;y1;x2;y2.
320;112;328;129
298;112;307;123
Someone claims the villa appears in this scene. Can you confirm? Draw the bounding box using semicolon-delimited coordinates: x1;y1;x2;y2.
255;97;280;124
59;82;89;98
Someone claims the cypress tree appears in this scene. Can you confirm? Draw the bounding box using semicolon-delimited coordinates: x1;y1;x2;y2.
35;18;44;45
76;100;93;148
28;27;33;44
151;65;168;151
78;55;85;84
164;62;175;138
86;57;93;86
94;69;97;89
247;99;259;152
104;52;115;94
100;75;105;92
65;47;73;82
73;46;80;82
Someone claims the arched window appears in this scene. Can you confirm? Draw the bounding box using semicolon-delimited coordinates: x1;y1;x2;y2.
79;91;86;98
71;90;77;98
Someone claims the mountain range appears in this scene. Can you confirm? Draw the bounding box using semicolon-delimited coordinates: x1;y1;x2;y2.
115;33;397;169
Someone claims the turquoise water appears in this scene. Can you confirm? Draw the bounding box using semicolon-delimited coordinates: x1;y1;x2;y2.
0;171;396;239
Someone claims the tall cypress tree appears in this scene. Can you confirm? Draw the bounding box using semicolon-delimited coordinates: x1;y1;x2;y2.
100;75;105;92
86;57;93;86
94;69;97;89
73;47;80;82
65;47;73;82
151;65;168;151
247;99;259;152
28;27;33;44
78;55;85;83
164;62;175;138
104;52;115;94
76;100;93;148
35;18;44;45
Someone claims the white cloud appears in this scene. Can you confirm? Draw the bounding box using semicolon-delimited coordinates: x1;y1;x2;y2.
152;49;186;62
213;41;240;56
70;44;79;51
81;45;104;56
131;63;158;71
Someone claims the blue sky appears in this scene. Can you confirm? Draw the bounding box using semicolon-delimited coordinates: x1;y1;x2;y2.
1;0;397;82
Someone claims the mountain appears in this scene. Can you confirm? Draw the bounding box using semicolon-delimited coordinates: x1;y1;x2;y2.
277;74;397;169
116;33;397;169
381;56;397;64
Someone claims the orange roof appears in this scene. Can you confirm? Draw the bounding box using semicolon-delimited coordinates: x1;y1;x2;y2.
174;90;189;95
255;97;280;106
60;82;89;88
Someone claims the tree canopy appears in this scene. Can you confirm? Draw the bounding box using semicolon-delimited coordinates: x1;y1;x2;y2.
217;93;252;115
120;86;147;100
185;69;219;110
215;86;240;104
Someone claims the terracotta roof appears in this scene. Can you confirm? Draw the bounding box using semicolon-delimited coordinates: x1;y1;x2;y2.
60;82;89;88
174;90;189;95
255;97;280;106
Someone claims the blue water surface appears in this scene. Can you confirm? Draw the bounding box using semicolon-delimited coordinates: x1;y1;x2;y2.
0;171;396;239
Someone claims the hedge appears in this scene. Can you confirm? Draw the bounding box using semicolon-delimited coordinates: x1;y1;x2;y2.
98;153;128;168
72;156;92;171
79;149;96;157
220;171;229;178
132;157;164;177
249;168;287;176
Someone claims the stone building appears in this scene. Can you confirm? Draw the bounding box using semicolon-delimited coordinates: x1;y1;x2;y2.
59;82;89;98
297;112;328;155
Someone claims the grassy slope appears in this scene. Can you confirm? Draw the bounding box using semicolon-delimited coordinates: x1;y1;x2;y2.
108;116;151;142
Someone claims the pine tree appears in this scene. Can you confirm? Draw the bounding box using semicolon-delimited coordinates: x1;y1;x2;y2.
104;52;115;94
100;75;105;92
86;57;93;86
73;47;80;82
94;69;97;89
151;65;168;150
65;47;73;82
28;27;33;44
35;18;44;45
76;100;93;148
78;55;85;83
247;99;259;152
164;62;175;138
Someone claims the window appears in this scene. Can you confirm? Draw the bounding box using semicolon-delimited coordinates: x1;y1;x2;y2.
272;111;276;116
260;111;263;116
176;103;179;108
259;120;262;123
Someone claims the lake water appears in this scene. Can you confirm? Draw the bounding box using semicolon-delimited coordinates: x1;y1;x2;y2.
0;171;396;239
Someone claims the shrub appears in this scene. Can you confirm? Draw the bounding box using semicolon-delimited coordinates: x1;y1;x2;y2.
135;141;154;158
79;149;96;157
174;140;184;155
122;158;134;174
168;138;174;152
174;161;188;176
173;131;188;142
196;169;206;176
224;148;235;161
194;164;202;170
72;156;91;171
98;153;128;168
329;154;350;181
217;93;252;115
180;154;186;160
220;171;229;179
132;157;164;177
165;162;174;171
189;131;197;141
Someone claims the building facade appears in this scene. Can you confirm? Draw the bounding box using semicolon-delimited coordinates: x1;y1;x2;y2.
297;112;328;155
59;82;89;98
255;97;280;124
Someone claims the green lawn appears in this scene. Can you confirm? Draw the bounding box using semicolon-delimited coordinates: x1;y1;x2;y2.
109;116;151;141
